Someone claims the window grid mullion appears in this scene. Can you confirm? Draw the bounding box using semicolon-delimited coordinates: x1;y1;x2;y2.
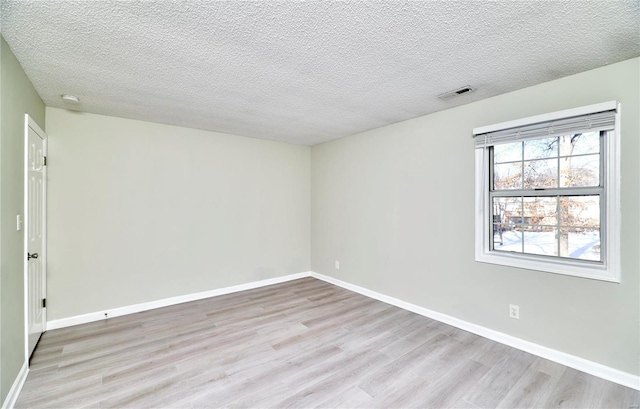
520;141;524;192
493;151;600;166
556;194;561;257
490;187;603;197
520;196;524;254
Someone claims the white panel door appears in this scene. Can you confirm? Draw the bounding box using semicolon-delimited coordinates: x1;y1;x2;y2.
25;115;47;358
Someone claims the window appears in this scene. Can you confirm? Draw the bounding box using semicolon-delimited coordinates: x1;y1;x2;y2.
474;101;620;282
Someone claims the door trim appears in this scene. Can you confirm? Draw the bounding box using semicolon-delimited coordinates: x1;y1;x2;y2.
23;114;47;361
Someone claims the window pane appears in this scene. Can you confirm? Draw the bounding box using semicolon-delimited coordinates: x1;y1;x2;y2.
566;132;600;156
524;137;557;160
493;197;522;252
523;228;558;257
494;162;522;190
494;142;522;163
493;196;522;224
559;228;601;261
559;196;600;228
524;197;557;226
493;229;523;253
559;154;599;187
523;159;558;189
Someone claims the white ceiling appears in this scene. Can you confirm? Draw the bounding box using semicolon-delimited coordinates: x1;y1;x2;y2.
1;1;639;145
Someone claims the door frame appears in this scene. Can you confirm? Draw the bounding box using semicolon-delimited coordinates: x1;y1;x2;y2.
23;114;47;361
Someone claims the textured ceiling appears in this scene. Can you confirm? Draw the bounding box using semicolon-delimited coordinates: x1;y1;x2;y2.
1;1;639;145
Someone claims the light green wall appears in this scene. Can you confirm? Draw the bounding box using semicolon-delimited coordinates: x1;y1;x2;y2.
0;35;46;405
311;58;640;375
45;108;311;320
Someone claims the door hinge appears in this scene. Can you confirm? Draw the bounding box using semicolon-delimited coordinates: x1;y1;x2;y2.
43;156;47;166
42;298;46;308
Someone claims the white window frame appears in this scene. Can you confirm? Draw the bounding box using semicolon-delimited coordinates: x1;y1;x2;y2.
474;101;621;283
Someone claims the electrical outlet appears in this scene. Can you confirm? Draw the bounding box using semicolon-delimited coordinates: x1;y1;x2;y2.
16;214;22;231
335;260;340;269
509;304;520;319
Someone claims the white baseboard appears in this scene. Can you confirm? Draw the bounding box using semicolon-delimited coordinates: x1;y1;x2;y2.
310;272;640;391
46;272;311;330
1;362;28;409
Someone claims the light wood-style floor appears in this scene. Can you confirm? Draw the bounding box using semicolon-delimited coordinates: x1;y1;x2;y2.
17;278;639;408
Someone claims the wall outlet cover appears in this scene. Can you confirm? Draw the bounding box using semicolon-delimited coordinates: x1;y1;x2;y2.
509;304;520;319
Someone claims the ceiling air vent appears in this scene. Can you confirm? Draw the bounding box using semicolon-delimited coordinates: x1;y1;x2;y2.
437;86;476;99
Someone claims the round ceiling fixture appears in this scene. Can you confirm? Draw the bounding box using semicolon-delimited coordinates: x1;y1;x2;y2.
61;94;80;103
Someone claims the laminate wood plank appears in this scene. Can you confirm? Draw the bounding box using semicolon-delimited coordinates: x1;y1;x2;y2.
340;303;403;332
297;286;349;300
226;381;293;409
387;311;435;337
412;336;486;383
235;343;343;385
20;367;93;396
141;316;217;342
531;356;569;379
15;374;103;408
18;365;58;388
98;367;182;409
358;333;451;398
254;320;308;339
36;322;145;352
334;328;399;353
495;368;553;409
469;338;513;368
299;296;382;328
272;349;391;408
603;377;634;409
368;374;430;409
269;320;348;351
189;360;284;408
464;348;537;408
549;369;640;409
450;398;482;408
279;346;382;395
15;278;639;409
542;368;592;408
419;359;491;408
137;368;228;409
314;385;374;409
378;323;445;359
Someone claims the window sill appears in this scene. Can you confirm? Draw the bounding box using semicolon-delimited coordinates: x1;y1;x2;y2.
475;250;620;283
